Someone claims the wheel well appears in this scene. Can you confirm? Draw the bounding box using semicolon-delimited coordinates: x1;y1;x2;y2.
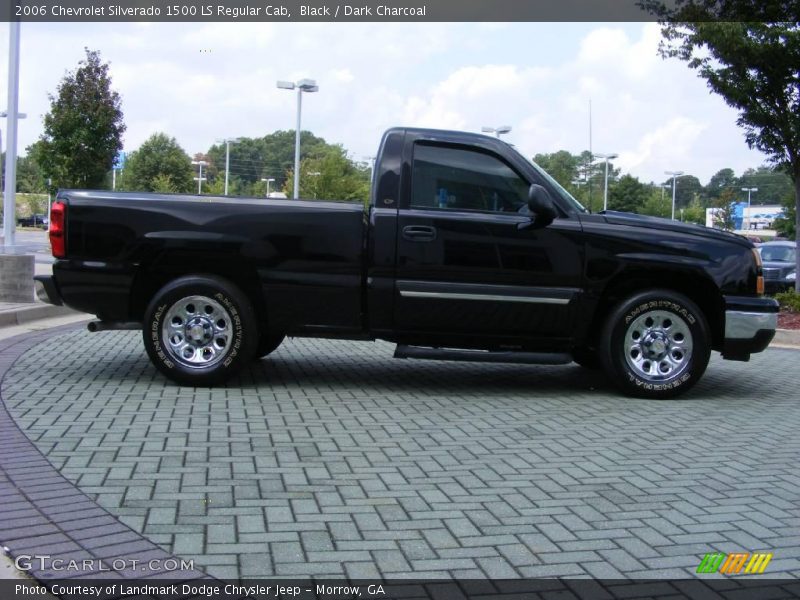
586;270;725;351
129;260;267;335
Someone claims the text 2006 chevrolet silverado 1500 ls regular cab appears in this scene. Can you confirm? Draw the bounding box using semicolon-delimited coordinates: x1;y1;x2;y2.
35;128;778;399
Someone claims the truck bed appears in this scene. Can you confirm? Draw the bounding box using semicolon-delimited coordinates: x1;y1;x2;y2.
54;191;367;334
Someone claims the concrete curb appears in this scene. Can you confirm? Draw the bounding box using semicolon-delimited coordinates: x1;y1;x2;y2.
773;328;800;348
0;304;78;328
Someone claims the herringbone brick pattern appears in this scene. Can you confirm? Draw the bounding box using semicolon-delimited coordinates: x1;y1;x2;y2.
4;331;799;579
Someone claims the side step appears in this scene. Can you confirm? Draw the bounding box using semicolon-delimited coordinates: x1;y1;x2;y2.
394;344;573;365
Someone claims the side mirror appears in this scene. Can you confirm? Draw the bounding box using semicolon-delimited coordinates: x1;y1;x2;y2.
520;184;556;229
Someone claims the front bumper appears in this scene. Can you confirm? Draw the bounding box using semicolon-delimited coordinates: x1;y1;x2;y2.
721;295;779;360
33;275;63;306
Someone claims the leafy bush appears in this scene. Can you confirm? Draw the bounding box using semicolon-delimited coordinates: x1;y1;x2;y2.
775;290;800;312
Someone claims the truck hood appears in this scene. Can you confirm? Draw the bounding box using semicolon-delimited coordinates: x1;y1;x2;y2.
598;211;753;248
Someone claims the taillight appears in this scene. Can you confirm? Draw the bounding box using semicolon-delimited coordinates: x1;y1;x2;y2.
49;201;66;258
752;247;764;295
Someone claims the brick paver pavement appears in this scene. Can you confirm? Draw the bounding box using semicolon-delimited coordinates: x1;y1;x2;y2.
3;331;799;580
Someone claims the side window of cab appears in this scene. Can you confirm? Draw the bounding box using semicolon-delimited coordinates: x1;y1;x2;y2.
411;144;530;214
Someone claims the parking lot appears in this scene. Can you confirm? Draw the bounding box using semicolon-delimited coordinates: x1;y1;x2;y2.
2;328;800;580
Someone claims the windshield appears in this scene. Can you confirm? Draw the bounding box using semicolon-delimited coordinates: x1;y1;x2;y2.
758;245;796;263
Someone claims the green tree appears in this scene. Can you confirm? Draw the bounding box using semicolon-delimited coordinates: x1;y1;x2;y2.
32;48;125;189
18;194;48;217
774;192;796;239
206;130;331;193
532;151;580;190
532;149;619;213
608;174;648;213
664;174;704;209
120;133;193;193
640;188;672;219
650;14;800;289
150;174;178;193
681;198;706;225
16;153;47;193
710;188;737;231
737;166;794;205
285;146;370;201
706;168;736;200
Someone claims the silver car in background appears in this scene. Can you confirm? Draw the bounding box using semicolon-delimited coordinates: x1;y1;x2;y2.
758;241;797;293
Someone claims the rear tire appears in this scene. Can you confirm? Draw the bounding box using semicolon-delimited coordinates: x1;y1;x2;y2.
143;275;257;386
599;290;710;399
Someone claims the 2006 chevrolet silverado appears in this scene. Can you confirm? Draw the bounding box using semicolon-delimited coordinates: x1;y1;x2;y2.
35;128;778;398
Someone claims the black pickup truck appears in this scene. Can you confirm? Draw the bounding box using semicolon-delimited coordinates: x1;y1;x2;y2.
36;128;778;399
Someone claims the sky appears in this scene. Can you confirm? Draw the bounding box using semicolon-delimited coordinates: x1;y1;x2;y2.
0;21;772;185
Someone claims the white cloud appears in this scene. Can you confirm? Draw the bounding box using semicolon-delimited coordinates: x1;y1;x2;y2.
0;22;770;185
331;68;354;84
617;117;709;175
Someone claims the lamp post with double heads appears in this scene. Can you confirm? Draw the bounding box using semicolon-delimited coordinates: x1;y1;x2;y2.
665;170;684;221
219;137;242;196
481;125;512;139
277;79;319;199
593;152;618;211
192;160;207;195
741;187;758;230
261;177;275;198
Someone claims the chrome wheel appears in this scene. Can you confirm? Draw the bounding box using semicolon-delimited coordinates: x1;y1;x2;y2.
162;295;232;369
624;310;693;382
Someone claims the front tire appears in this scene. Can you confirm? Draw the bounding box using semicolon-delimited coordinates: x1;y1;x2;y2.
256;333;285;359
572;346;601;370
143;275;257;386
599;290;710;399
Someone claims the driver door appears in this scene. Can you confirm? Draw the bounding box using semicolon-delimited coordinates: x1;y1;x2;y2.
393;141;583;347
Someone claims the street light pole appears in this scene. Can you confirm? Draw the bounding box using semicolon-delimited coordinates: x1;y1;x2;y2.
3;22;22;249
294;89;302;199
741;187;758;230
309;171;321;199
278;79;319;199
192;160;207;195
224;141;232;195
665;170;684;221
219;137;242;196
481;125;512;139
593;152;618;212
261;177;275;198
